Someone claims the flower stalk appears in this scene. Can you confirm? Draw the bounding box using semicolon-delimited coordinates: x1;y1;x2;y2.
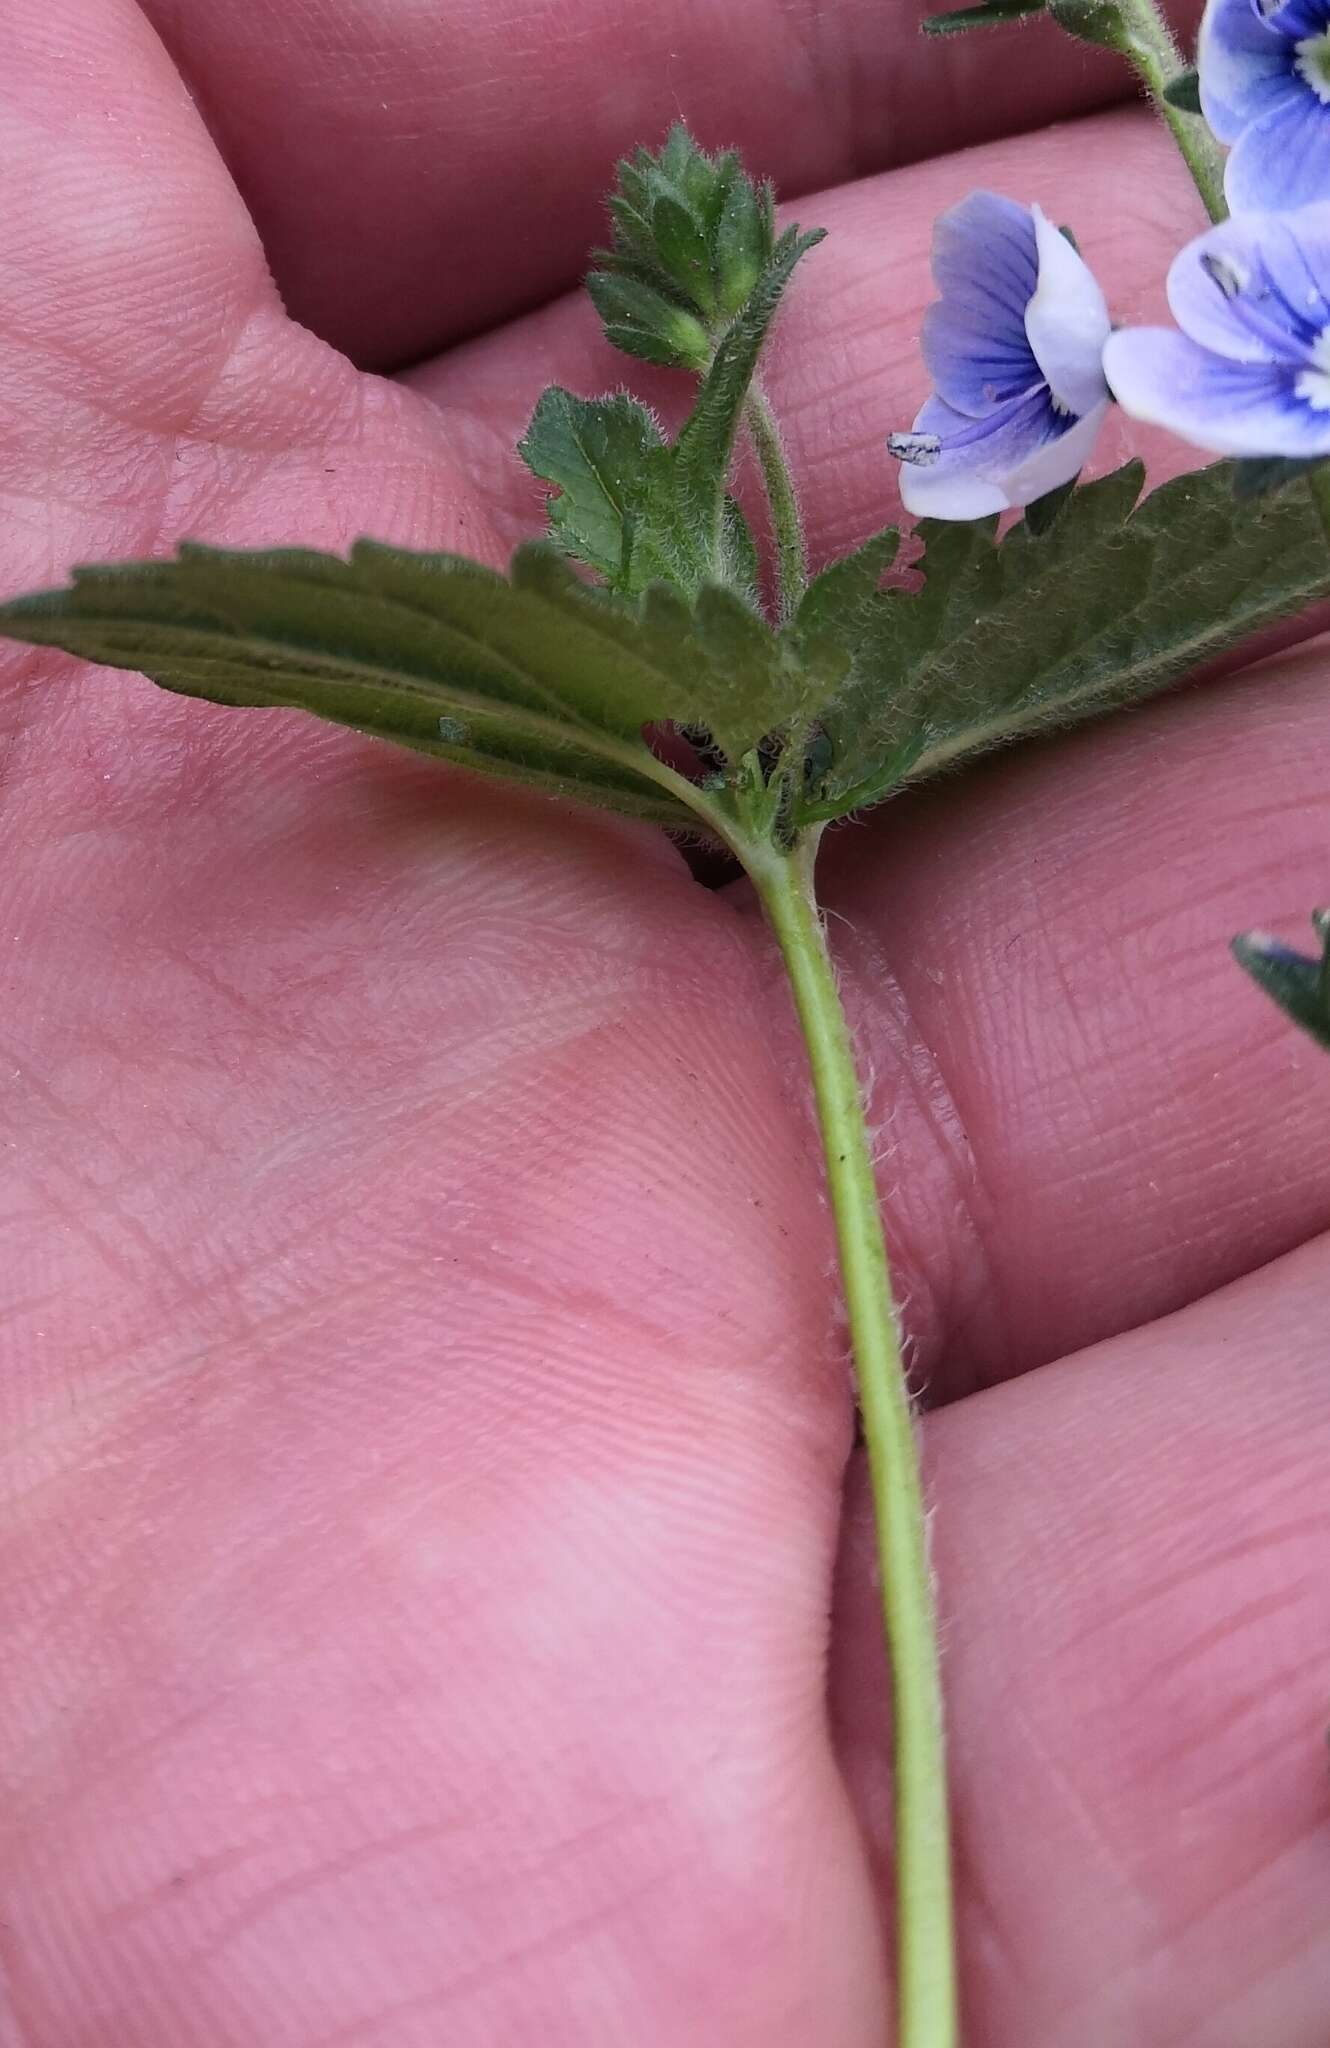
1113;0;1229;222
744;825;958;2048
1051;0;1228;221
745;384;810;622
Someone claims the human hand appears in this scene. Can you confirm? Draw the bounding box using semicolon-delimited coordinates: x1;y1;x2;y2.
2;4;1329;2042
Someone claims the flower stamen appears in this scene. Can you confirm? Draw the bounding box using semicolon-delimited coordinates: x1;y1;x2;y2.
887;432;942;468
1202;250;1249;299
1295;29;1330;105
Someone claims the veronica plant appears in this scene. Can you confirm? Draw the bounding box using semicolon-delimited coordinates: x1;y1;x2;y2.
5;12;1330;2036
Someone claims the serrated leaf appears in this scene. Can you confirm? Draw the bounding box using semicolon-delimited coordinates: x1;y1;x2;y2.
523;229;823;603
584;270;710;371
1021;473;1080;534
499;543;827;762
1233;913;1330;1050
794;527;899;663
793;459;1330;823
923;0;1045;35
0;542;715;829
517;389;667;587
0;540;827;820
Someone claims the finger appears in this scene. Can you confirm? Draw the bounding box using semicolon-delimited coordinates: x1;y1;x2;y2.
814;635;1330;1398
0;26;879;2010
0;0;503;600
407;105;1211;572
0;755;886;2042
139;0;1199;367
833;1230;1330;2044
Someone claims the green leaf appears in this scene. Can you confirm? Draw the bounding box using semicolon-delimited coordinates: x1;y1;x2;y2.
0;542;703;827
584;270;711;371
520;553;829;764
0;539;827;821
1231;453;1328;501
792;459;1330;823
794;526;899;662
522;228;822;602
722;496;761;599
1162;67;1203;113
650;192;717;318
516;389;667;588
923;0;1045;34
1233;911;1330;1051
587;125;813;368
714;166;772;316
1021;474;1079;535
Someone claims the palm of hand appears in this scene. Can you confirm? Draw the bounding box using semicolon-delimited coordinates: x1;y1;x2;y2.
3;4;1329;2043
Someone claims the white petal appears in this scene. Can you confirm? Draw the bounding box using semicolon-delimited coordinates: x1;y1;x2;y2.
1001;400;1111;508
898;462;1010;520
1025;208;1112;418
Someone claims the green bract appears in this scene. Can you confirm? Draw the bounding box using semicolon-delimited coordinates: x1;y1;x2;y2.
587;125;783;366
1233;913;1330;1051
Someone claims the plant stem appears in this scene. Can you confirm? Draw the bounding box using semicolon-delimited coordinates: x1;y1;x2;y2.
1060;0;1227;222
746;384;809;623
747;828;957;2048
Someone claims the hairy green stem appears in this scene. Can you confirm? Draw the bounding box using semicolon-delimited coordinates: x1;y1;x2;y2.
746;385;809;623
747;829;957;2048
1059;0;1227;222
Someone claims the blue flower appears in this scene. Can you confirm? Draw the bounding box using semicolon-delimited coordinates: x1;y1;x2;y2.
1199;0;1330;213
888;192;1112;521
1103;207;1330;457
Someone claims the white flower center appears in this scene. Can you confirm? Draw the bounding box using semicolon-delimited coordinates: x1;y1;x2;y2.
1296;30;1330;104
1296;325;1330;411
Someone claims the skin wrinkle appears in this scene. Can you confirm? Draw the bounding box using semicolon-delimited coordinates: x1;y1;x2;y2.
834;912;1006;1393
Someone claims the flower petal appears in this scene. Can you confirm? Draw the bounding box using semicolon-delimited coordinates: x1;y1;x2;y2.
931;192;1039;323
1104;327;1330;457
922;303;1041;418
1198;0;1299;141
921;192;1042;416
1025;207;1112;416
1225;92;1330;212
1263;0;1330;40
1167;207;1330;365
896;388;1084;518
1002;399;1110;507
